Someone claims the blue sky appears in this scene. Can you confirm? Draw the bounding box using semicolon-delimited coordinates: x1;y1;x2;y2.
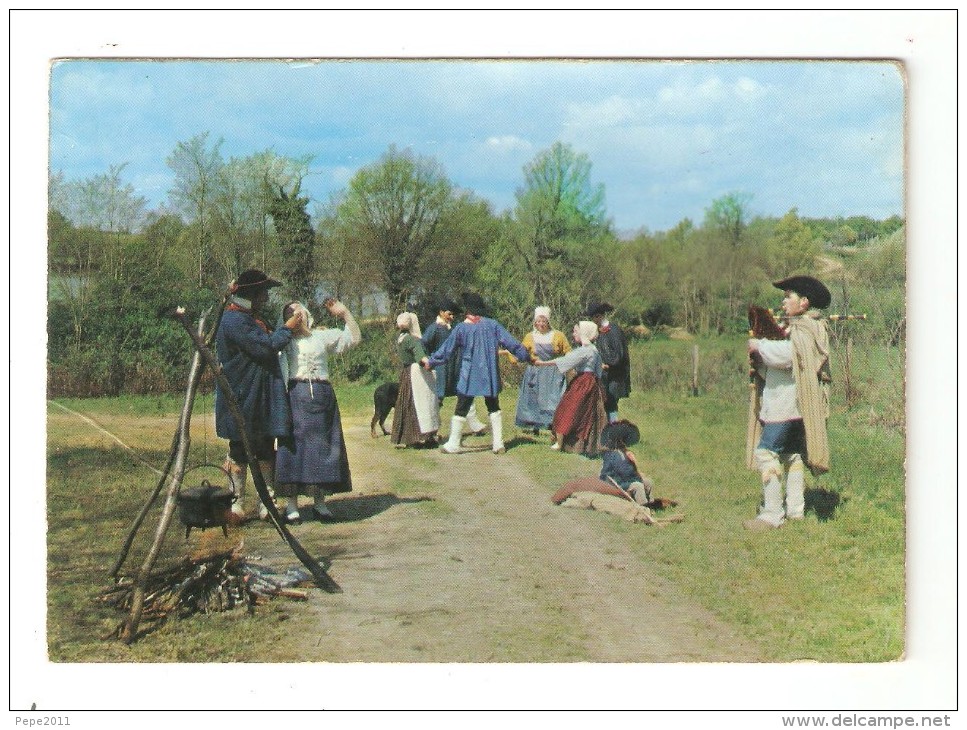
49;58;904;233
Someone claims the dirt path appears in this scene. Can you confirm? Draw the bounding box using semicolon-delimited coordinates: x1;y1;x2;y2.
251;419;763;663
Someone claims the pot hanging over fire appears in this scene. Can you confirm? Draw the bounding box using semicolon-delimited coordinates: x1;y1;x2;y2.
177;478;237;539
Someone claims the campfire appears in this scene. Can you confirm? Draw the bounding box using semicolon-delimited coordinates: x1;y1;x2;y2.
99;545;314;639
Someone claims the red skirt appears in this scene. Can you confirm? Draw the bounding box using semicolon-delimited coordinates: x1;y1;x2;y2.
551;372;607;457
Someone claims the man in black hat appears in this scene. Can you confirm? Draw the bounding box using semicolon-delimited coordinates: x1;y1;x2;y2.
745;275;832;531
216;268;303;521
599;420;654;506
421;296;488;439
426;292;531;454
586;302;631;423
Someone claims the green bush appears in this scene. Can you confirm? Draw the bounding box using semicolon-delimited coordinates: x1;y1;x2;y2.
328;321;398;385
47;270;217;397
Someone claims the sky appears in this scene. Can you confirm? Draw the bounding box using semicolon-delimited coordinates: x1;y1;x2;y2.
49;58;905;233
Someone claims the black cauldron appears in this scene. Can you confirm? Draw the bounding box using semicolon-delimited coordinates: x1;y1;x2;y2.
177;480;237;538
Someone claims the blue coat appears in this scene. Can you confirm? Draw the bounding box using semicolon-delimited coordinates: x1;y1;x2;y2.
599;449;640;489
215;308;293;442
427;317;529;398
596;323;631;400
421;321;459;398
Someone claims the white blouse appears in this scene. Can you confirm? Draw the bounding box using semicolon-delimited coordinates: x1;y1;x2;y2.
553;344;603;378
281;327;355;383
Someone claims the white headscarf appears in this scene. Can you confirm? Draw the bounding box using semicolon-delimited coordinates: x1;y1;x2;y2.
396;311;422;339
576;320;598;346
277;301;314;332
532;305;552;341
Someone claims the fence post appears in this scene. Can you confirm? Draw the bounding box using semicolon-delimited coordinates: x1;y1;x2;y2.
844;336;855;408
691;344;699;396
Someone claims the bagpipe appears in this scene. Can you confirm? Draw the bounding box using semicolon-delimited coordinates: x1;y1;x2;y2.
746;305;867;379
748;305;788;341
748;306;867;338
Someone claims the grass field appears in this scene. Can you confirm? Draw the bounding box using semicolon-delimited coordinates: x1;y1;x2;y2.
45;337;905;663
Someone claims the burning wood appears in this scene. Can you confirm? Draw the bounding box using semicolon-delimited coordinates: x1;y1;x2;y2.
99;547;313;639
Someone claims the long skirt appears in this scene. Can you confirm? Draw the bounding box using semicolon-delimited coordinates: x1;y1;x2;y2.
275;381;352;496
515;363;567;429
551;372;607;457
391;364;440;446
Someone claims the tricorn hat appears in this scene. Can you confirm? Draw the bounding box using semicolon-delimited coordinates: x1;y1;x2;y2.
772;275;831;309
436;296;461;314
233;268;282;294
584;301;615;318
600;420;641;449
461;292;489;316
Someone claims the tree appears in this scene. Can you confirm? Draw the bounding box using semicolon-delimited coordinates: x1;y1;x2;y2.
665;217;694;248
333;146;453;313
419;190;500;303
47;211;99;348
167;132;224;285
47;164;148;285
313;194;371;308
704;191;752;247
269;180;316;304
829;224;859;247
141;212;186;273
49;170;68;216
218;150;313;274
880;215;904;237
52;164;148;236
766;208;819;278
509;142;611;308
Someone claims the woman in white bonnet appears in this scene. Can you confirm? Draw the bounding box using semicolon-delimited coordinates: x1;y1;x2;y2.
514;306;571;438
534;320;608;457
390;311;440;448
275;298;361;523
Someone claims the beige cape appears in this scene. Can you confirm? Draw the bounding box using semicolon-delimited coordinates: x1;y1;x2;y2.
746;311;831;476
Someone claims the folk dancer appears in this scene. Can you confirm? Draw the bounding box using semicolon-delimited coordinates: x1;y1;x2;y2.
514;306;570;436
275;299;361;523
421;297;488;441
426;292;531;454
392;312;441;448
586;301;631;424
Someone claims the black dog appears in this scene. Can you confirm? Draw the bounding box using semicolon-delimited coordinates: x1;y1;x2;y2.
371;382;400;438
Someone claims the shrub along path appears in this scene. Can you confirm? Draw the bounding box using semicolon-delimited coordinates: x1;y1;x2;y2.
244;419;764;662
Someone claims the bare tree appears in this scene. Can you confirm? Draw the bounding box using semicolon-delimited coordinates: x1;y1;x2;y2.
167;132;224;285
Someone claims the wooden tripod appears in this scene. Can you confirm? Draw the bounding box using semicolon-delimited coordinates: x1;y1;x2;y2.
112;298;340;644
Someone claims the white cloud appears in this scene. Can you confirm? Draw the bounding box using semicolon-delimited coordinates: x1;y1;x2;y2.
484;135;533;154
330;165;355;185
734;76;768;103
657;76;727;114
564;95;647;128
133;172;172;198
